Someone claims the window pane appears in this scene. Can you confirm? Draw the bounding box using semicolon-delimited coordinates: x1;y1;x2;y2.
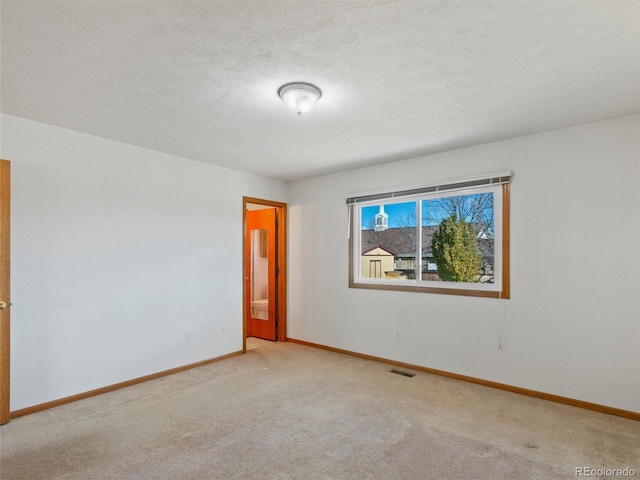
350;181;509;298
422;193;494;283
360;201;416;279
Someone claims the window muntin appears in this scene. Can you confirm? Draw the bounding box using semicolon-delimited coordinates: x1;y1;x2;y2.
350;182;509;298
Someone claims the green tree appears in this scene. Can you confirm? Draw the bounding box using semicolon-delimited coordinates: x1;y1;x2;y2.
431;214;482;282
422;193;494;275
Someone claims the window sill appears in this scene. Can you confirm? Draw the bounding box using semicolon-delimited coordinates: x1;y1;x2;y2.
349;279;509;299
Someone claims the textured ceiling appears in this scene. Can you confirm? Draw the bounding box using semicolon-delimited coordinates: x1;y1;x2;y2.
1;1;639;181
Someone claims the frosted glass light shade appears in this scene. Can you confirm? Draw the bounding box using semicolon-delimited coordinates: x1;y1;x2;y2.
278;82;322;116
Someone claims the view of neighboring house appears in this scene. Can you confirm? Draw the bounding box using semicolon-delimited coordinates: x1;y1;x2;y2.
360;245;395;278
361;227;437;280
361;226;493;282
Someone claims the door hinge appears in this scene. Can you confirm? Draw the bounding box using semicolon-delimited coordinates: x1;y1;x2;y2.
276;267;280;276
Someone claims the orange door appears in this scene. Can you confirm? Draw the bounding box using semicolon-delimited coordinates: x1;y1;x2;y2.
246;208;277;341
0;160;10;424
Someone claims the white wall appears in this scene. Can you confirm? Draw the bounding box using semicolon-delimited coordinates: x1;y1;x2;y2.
288;115;640;412
2;114;286;411
4;114;639;414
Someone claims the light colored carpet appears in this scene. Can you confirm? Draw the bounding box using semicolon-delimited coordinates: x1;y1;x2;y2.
1;339;638;479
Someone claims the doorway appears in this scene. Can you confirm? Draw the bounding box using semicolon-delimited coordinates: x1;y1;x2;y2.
243;197;286;351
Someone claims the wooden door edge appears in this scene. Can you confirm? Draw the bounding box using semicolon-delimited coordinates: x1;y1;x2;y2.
0;160;11;424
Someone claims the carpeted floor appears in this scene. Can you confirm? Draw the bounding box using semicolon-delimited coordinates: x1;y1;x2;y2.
0;339;638;479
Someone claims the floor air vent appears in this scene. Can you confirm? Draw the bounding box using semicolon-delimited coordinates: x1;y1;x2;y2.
390;369;416;378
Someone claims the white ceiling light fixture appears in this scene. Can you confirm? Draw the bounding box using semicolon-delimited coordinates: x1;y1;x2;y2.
278;82;322;116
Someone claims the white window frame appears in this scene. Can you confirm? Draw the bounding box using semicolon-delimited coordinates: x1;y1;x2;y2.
348;173;511;299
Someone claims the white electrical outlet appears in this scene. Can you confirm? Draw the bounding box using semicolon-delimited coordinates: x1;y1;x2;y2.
185;330;192;341
395;328;400;338
221;324;226;334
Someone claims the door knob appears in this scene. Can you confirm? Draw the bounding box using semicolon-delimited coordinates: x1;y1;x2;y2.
0;302;7;310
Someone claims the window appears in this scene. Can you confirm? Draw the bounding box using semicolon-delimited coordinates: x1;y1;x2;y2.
348;173;511;298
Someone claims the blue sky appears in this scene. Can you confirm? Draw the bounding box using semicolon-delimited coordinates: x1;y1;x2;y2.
361;193;494;230
361;201;416;229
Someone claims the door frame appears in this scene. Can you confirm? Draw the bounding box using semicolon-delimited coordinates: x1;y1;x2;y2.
242;197;287;352
0;160;10;424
